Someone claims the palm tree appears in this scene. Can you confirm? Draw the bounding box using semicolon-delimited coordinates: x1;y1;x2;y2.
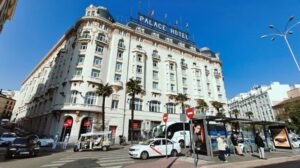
216;111;226;117
232;109;240;119
245;111;254;119
211;101;224;115
175;93;189;148
96;83;113;131
126;78;143;143
196;99;208;113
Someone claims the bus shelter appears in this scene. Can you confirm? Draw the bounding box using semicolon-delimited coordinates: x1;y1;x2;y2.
190;114;289;161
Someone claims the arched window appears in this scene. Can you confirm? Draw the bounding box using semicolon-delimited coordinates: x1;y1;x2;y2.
149;100;161;113
97;33;106;41
129;98;143;111
82;31;90;38
69;90;78;104
118;39;125;48
166;103;176;114
85;92;97;105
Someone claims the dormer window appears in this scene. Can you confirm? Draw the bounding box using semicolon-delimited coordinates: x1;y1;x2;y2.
91;11;95;16
118;39;125;48
87;11;90;16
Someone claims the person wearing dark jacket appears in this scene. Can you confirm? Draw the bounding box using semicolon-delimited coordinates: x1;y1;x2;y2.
230;132;243;155
255;133;266;159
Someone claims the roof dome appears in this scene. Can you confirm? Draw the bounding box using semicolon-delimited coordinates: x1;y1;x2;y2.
97;6;114;22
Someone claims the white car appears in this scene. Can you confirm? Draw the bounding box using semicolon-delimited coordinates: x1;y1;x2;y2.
38;135;54;147
291;137;300;148
129;138;181;160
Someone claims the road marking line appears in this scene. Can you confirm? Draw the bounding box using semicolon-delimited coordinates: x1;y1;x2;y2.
40;163;64;167
99;156;131;160
97;158;133;163
52;160;75;163
60;156;97;160
105;166;122;168
99;161;135;166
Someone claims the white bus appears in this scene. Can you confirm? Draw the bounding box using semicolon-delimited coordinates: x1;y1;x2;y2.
150;122;190;148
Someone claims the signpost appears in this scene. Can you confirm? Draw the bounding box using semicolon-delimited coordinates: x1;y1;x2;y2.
163;113;168;158
186;107;196;167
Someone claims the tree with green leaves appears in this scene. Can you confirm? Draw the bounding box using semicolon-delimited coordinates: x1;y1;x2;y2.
283;100;300;132
196;99;208;113
232;109;240;119
245;111;254;119
96;83;113;131
211;101;224;114
126;78;143;143
175;93;189;148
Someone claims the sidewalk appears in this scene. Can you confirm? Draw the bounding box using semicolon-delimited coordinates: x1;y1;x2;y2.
125;149;300;168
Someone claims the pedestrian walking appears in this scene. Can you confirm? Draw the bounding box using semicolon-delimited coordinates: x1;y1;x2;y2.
255;132;266;159
62;133;70;150
193;124;202;166
230;132;244;156
217;133;228;162
52;134;59;151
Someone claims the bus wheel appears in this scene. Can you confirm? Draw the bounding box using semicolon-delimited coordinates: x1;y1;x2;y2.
179;140;185;148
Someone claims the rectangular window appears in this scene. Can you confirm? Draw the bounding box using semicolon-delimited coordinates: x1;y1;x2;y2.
91;69;100;78
182;78;187;85
78;55;85;65
183;88;188;94
114;74;121;81
93;56;102;66
171;84;175;91
75;68;82;76
95;45;104;53
80;43;87;50
153;71;158;79
153;82;158;89
197;80;201;87
153;60;158;67
217;85;221;92
137;55;143;62
136;77;142;82
170;73;175;81
116;62;122;72
117;51;123;59
169;63;174;70
111;100;119;109
195;70;200;77
182;68;187;76
137;65;142;74
197;89;201;95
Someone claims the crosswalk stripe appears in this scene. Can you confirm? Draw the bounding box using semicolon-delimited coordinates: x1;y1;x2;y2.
105;166;122;168
99;161;135;166
61;156;98;160
52;160;75;163
99;156;131;160
40;163;64;167
97;158;133;163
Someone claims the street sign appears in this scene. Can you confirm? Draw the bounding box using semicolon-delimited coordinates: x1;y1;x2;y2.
163;113;168;123
83;121;91;127
186;107;194;119
66;119;72;125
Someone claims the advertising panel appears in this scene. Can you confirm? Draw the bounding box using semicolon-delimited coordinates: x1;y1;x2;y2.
269;126;292;148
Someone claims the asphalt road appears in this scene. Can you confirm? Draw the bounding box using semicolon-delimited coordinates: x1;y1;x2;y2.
0;145;161;168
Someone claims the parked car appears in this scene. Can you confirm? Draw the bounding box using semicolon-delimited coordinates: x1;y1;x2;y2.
6;136;40;158
0;132;17;145
291;137;300;148
0;138;8;147
38;135;54;147
129;138;181;160
73;131;112;152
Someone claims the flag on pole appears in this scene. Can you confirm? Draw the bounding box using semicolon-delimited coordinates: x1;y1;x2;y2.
185;22;189;29
174;20;178;26
164;13;168;19
149;10;154;17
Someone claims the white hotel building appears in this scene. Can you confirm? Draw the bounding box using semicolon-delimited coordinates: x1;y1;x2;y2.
12;5;227;143
228;82;300;122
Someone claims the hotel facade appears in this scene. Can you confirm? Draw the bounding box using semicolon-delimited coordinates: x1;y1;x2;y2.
12;5;227;143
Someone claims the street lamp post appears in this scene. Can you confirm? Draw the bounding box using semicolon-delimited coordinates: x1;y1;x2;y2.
261;16;300;72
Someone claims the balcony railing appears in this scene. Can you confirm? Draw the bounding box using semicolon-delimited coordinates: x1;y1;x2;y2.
214;72;221;78
118;43;126;50
96;36;108;45
78;35;91;41
205;70;210;76
152;54;161;60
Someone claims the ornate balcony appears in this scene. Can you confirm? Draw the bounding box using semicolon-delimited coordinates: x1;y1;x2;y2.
214;72;221;78
152;54;161;61
53;103;102;113
118;43;126;50
95;36;109;45
87;76;102;84
112;81;123;91
205;70;210;76
78;35;91;42
70;75;84;82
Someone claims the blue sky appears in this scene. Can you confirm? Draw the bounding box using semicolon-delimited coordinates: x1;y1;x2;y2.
1;0;300;99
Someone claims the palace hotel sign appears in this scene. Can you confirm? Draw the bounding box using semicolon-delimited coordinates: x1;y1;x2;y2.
137;14;189;41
